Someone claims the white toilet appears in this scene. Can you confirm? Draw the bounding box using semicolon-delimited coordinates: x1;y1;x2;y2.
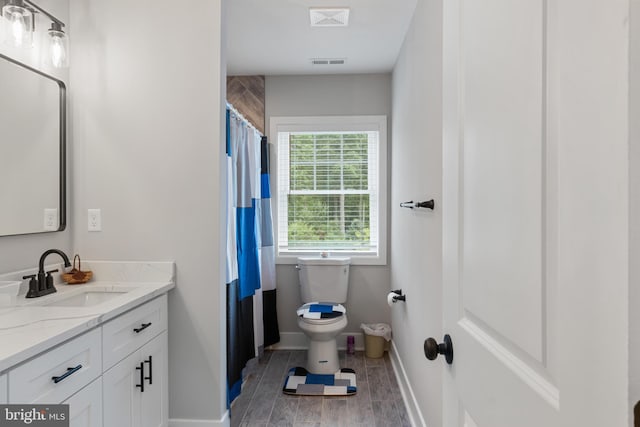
296;256;350;374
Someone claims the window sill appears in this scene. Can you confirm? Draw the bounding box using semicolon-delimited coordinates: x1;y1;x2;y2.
276;251;386;266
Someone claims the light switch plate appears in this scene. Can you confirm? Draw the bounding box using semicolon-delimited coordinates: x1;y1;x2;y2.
88;209;101;232
43;208;58;231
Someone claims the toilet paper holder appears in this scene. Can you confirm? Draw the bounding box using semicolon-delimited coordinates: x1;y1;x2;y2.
391;289;406;302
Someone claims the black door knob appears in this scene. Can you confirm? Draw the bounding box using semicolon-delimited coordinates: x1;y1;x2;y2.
424;334;453;365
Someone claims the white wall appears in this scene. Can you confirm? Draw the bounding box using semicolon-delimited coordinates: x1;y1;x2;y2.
630;0;640;422
265;74;393;341
0;0;72;275
69;0;227;423
390;1;443;426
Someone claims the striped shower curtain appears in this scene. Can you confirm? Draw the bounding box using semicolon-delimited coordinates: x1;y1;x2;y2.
226;107;280;405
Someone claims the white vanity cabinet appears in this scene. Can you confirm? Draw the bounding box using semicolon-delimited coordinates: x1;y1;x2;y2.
103;295;168;427
0;373;7;403
2;293;169;427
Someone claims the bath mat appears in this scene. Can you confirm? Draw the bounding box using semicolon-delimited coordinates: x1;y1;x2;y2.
283;367;357;396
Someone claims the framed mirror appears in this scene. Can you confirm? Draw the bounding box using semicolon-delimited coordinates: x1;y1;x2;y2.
0;53;66;236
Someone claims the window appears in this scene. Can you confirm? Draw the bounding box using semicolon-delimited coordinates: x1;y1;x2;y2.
271;116;387;265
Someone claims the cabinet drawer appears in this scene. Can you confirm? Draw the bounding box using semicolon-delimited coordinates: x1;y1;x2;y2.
9;328;102;404
103;295;167;370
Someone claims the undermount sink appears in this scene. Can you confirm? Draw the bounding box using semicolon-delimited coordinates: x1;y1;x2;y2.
46;290;128;307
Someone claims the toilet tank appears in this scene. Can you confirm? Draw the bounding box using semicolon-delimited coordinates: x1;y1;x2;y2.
297;257;351;303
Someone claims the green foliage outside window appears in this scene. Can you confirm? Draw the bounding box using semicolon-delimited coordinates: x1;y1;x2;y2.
287;133;371;249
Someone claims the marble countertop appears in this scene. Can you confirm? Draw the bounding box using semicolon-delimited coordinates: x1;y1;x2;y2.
0;261;175;373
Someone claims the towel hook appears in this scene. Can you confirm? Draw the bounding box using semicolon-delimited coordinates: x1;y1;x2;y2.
399;199;435;210
392;289;406;302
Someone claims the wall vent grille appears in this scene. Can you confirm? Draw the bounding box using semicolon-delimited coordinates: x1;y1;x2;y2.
311;58;346;66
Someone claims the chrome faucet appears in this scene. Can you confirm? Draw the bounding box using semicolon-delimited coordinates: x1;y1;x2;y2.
24;249;72;298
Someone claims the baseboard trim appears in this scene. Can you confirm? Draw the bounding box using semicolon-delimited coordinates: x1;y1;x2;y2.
390;341;427;427
267;332;366;351
169;411;229;427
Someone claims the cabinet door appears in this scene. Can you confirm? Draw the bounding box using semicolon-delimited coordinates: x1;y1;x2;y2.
140;332;168;427
64;378;102;427
103;350;141;427
0;373;6;403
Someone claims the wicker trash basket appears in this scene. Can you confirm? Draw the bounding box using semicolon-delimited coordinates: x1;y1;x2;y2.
364;334;385;358
361;323;391;358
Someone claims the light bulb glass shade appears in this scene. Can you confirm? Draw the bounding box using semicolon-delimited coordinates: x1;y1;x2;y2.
48;28;68;68
2;3;33;48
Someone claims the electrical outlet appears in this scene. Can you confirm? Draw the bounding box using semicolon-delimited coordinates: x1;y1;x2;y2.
43;208;58;231
88;209;101;231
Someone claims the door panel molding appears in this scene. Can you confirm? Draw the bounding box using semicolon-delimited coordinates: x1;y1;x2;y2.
458;318;559;408
457;0;547;364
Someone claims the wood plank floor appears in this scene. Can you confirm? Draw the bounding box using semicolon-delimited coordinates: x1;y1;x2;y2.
230;350;412;427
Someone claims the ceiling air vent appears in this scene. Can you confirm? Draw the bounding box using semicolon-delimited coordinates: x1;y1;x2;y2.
311;58;346;66
309;8;350;27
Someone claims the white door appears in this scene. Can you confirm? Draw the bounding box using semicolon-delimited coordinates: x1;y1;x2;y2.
442;1;629;427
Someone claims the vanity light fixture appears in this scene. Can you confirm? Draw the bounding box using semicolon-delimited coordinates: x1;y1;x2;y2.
1;0;68;67
1;0;33;48
47;21;68;68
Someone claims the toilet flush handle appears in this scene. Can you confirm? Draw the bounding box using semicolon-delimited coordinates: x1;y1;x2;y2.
295;264;301;270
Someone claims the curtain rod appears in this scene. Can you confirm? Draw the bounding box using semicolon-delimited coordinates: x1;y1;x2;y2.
226;102;263;137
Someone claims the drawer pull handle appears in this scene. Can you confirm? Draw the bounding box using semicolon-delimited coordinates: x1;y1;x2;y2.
144;356;153;385
52;364;82;384
133;322;152;333
136;362;145;392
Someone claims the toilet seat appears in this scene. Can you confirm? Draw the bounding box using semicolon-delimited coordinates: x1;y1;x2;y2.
297;302;346;325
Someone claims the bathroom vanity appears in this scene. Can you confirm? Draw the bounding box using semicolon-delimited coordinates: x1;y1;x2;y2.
0;261;174;427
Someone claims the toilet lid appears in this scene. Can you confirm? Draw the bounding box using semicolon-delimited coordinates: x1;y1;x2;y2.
297;302;346;320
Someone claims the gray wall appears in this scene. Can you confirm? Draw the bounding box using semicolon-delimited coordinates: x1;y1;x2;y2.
0;0;72;275
265;74;393;339
69;0;227;423
390;1;443;426
630;0;640;422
